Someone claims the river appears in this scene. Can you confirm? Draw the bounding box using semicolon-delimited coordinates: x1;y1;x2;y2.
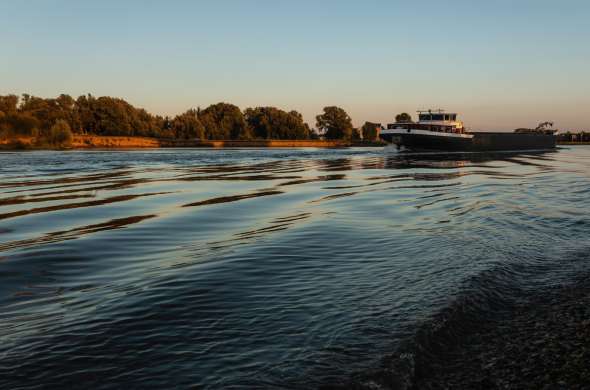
1;146;589;389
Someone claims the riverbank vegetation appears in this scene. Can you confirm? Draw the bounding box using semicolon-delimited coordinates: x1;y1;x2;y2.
557;131;590;143
0;93;384;148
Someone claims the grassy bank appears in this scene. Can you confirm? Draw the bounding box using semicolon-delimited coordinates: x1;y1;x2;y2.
0;135;385;150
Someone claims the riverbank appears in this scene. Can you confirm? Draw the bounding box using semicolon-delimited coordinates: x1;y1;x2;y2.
416;279;590;389
335;277;590;390
74;136;356;148
2;135;587;150
0;135;384;150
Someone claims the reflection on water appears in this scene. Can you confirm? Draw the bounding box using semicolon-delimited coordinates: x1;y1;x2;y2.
183;190;284;207
1;147;589;389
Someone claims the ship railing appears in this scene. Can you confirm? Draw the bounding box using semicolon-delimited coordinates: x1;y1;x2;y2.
387;123;463;134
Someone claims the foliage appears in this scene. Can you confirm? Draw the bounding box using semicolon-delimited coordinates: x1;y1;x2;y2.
0;111;40;136
395;112;412;123
199;103;251;140
172;109;205;139
244;107;310;140
315;106;353;140
557;131;590;142
48;119;73;147
0;93;341;142
0;95;19;113
75;95;162;137
361;122;380;141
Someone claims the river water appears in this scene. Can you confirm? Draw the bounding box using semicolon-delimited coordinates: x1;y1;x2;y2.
0;146;589;389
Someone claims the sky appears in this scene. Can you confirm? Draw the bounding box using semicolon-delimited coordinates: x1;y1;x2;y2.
1;0;589;131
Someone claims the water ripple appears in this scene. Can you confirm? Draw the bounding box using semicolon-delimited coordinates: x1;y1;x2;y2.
0;147;588;389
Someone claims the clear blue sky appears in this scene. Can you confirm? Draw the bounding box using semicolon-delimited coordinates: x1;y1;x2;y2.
1;0;589;130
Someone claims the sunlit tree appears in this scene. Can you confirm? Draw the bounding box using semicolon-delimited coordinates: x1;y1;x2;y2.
244;107;310;139
316;106;353;140
199;103;250;140
172;109;205;139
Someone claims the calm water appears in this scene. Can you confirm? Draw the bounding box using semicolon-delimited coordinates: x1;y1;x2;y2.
1;146;589;389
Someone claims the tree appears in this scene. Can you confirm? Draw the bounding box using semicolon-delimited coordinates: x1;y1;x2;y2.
1;112;40;136
1;93;161;139
172;109;205;139
0;111;6;138
395;112;412;123
244;107;310;139
72;95;162;137
56;94;75;110
49;119;73;146
287;110;312;139
315;106;353;140
199;103;250;140
361;122;380;141
2;93;349;142
0;95;19;113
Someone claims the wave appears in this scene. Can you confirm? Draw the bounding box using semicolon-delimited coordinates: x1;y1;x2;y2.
0;214;157;252
0;192;172;221
182;189;283;207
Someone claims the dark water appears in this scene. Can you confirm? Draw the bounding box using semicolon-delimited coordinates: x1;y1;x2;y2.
1;146;589;389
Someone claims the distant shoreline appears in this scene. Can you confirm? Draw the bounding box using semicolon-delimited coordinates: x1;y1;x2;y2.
557;141;590;145
0;135;385;150
1;135;586;151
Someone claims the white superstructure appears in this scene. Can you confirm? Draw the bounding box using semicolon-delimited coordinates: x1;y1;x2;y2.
381;109;473;139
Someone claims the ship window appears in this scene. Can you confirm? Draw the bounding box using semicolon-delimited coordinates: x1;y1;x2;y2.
451;114;457;120
431;114;444;121
444;114;449;120
419;114;431;121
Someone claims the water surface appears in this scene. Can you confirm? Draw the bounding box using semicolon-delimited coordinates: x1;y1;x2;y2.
1;146;589;389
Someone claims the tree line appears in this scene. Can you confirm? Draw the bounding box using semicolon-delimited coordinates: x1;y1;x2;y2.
556;131;590;143
0;93;386;146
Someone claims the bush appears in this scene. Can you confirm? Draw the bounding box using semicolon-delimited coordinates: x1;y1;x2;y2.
49;119;73;147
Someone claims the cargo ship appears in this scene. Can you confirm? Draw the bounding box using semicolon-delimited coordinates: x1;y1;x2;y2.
379;110;556;151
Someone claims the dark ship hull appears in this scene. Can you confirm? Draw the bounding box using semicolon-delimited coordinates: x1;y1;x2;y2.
381;131;556;152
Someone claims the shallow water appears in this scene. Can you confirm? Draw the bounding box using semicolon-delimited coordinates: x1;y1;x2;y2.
1;146;589;389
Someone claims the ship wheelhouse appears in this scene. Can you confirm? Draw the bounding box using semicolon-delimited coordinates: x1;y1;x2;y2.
418;112;457;122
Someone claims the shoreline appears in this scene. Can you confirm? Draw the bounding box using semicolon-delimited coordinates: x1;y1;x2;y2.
415;278;590;389
1;135;587;151
333;277;590;390
0;135;385;150
557;141;590;145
